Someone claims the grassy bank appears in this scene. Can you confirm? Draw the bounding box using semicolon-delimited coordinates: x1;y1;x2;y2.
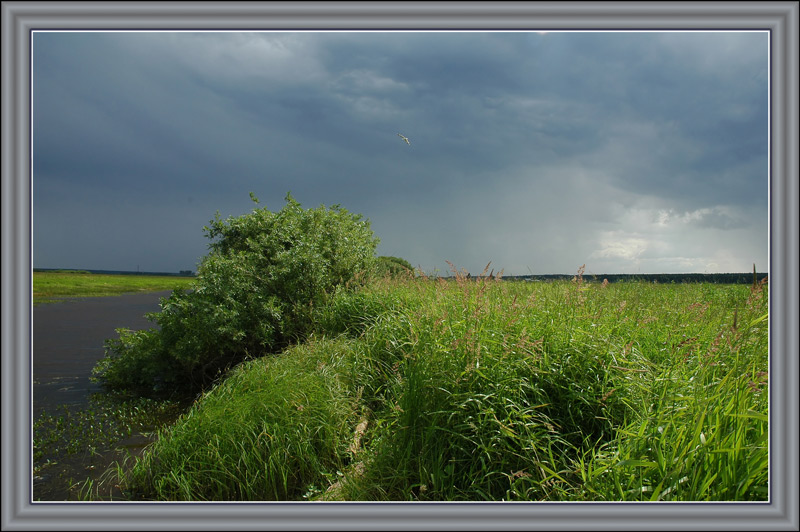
104;269;768;502
33;271;195;305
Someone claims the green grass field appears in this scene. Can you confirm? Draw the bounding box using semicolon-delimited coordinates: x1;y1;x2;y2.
33;271;195;305
99;268;768;502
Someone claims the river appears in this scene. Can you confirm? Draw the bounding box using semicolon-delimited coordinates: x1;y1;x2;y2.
32;291;173;501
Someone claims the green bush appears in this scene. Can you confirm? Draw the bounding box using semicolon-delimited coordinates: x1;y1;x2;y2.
92;193;379;397
374;256;414;278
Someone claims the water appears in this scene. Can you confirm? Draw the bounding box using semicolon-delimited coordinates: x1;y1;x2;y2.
32;291;175;501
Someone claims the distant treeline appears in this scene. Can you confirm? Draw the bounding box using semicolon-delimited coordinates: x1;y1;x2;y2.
501;272;768;285
34;268;767;285
34;268;196;277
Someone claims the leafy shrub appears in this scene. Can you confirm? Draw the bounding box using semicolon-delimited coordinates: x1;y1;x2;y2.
93;193;379;397
374;256;414;278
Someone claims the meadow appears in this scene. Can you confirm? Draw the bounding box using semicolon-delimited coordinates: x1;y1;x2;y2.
33;271;195;305
90;266;768;502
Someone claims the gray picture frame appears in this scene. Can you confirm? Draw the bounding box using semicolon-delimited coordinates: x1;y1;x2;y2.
3;2;797;530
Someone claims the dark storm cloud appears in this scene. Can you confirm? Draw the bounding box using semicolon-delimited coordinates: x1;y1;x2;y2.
562;32;768;208
32;31;768;275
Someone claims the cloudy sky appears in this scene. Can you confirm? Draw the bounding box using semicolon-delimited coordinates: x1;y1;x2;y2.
32;30;768;276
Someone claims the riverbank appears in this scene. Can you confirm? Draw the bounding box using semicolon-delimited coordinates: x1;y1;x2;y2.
118;275;769;501
33;271;194;305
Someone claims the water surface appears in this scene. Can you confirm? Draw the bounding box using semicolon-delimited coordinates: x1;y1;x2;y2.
32;291;171;501
33;291;170;418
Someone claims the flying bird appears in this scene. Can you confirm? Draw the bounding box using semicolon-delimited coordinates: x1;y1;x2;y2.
397;133;411;145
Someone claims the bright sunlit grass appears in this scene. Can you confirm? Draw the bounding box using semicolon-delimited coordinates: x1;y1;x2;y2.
33;271;195;305
102;268;768;501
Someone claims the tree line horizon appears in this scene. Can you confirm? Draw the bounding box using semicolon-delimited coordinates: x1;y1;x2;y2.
33;267;767;285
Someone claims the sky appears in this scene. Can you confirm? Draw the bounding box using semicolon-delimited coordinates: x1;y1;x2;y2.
32;30;769;276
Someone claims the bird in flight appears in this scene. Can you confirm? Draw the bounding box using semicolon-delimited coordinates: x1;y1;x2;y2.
397;133;411;145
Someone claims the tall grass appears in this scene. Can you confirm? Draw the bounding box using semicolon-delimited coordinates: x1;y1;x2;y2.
121;337;363;500
112;267;768;501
